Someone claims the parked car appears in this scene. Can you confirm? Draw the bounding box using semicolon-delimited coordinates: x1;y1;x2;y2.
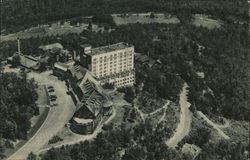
50;97;57;101
49;95;57;99
50;102;58;107
48;89;55;92
47;86;54;89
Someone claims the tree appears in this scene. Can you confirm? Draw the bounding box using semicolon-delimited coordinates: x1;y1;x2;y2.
27;152;37;160
12;54;21;67
87;22;93;31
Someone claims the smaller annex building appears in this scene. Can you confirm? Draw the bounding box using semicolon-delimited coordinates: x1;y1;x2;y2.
68;64;113;135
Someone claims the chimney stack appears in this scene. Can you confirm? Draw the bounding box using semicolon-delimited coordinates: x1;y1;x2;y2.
17;38;21;55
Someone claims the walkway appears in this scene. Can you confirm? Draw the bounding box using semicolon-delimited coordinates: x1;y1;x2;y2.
197;111;230;139
158;101;170;124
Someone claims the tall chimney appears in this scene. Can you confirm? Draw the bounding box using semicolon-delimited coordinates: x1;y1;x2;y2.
73;51;77;60
17;38;21;55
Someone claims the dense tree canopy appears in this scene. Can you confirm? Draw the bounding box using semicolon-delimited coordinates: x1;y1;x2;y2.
42;121;190;160
1;0;248;33
0;72;39;140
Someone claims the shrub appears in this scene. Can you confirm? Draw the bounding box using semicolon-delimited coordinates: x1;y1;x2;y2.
48;136;63;144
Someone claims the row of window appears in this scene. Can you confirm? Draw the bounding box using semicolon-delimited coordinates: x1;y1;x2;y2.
92;63;133;70
116;80;134;87
93;69;133;77
93;53;133;62
94;60;133;66
93;66;133;74
92;57;133;64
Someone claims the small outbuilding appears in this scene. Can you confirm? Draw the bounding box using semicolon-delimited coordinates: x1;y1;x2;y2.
181;143;201;160
53;62;69;78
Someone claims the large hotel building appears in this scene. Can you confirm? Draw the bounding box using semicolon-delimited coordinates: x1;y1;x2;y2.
80;42;135;88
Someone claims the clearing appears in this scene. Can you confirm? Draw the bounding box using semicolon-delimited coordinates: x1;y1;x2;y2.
192;14;222;29
0;21;103;43
112;13;180;26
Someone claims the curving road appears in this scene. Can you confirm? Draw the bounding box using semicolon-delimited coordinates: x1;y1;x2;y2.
166;83;192;148
7;70;76;160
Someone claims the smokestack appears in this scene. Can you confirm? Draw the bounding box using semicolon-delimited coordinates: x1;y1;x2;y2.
17;38;21;55
73;51;76;60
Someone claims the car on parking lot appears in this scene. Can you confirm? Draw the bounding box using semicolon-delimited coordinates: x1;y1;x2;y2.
50;97;57;101
49;95;57;99
50;102;58;107
48;89;55;92
47;86;54;89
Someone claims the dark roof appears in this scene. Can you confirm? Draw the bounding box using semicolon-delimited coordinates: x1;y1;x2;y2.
75;76;105;117
68;64;106;117
135;53;149;63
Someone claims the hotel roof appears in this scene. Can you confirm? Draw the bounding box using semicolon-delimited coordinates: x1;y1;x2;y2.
85;42;133;56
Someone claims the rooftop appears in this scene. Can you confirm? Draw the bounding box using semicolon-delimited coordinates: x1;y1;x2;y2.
54;62;69;71
19;54;40;70
85;42;133;56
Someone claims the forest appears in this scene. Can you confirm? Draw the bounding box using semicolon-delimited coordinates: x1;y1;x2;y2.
1;21;249;121
0;71;39;158
41;121;192;160
40;119;248;160
1;0;248;33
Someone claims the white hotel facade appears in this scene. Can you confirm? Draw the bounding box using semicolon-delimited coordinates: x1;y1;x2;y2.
80;42;135;88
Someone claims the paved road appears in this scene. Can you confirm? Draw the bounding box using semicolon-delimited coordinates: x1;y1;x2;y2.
197;111;230;139
7;71;76;160
166;83;192;148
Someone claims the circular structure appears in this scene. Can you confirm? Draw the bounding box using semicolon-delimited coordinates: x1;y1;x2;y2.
70;117;94;135
103;100;113;116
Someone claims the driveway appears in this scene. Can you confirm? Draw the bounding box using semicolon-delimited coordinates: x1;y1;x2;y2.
7;70;76;160
166;83;192;148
